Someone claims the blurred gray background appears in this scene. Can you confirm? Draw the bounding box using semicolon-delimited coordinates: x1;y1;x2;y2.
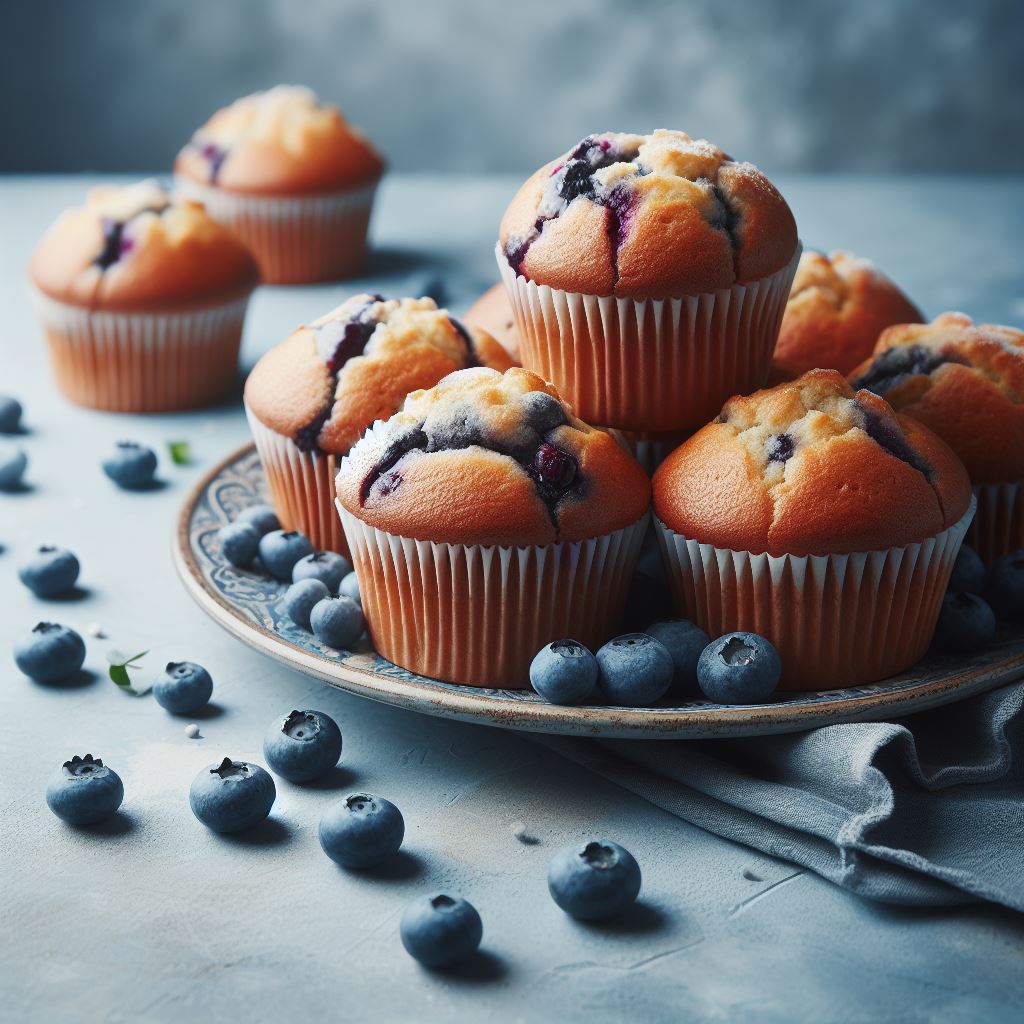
5;0;1023;175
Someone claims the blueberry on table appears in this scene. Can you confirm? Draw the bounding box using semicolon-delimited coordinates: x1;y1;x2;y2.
338;571;361;604
310;596;365;649
644;619;710;692
102;441;157;490
934;592;996;653
282;579;330;630
153;661;214;714
18;545;80;598
235;503;280;537
218;521;260;568
319;793;404;868
987;550;1024;623
258;529;314;581
400;895;483;970
14;622;86;683
0;395;22;434
292;550;351;593
189;758;276;833
263;709;342;783
530;640;598;705
0;443;28;490
697;632;781;704
548;840;642;921
46;754;124;825
596;633;673;706
947;544;987;596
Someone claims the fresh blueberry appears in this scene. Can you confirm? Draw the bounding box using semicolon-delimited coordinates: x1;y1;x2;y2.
310;596;365;649
292;550;351;592
46;754;124;825
0;396;22;434
18;545;80;598
644;619;710;692
319;793;404;868
14;622;86;683
987;550;1024;623
102;441;157;489
189;757;276;833
153;661;214;714
400;895;483;969
697;632;781;704
548;840;642;921
596;633;673;706
218;521;260;567
263;709;342;783
338;571;361;604
0;443;28;490
948;544;988;595
258;529;314;580
282;579;330;630
530;639;598;705
934;592;996;652
236;503;280;537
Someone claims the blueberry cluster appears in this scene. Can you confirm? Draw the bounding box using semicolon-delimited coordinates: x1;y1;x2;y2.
0;395;27;490
852;343;966;398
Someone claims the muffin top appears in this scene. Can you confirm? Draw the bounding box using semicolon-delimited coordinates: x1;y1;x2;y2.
850;312;1024;483
499;129;797;299
246;295;516;457
653;369;971;556
773;250;923;379
464;283;520;361
29;179;259;311
175;85;383;196
336;366;651;546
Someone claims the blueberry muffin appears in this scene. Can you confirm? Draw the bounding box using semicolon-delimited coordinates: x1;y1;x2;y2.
336;366;651;686
772;250;923;380
497;129;800;432
851;312;1024;562
245;295;514;556
29;179;258;412
653;369;973;689
175;85;384;283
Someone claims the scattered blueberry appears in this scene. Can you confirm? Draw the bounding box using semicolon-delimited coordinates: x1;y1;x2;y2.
400;895;483;969
46;754;124;825
697;632;781;704
18;546;80;598
319;793;404;868
644;619;710;692
548;840;642;921
310;596;364;649
595;633;673;706
14;622;86;683
338;571;361;604
0;396;22;434
218;521;260;568
259;529;314;580
102;441;157;490
530;639;598;705
263;709;342;783
282;579;330;630
934;592;997;652
236;503;280;537
292;550;351;592
988;551;1024;623
0;443;28;490
948;544;988;595
189;757;276;833
153;661;214;715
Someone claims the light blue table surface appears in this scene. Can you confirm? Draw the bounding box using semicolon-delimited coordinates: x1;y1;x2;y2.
2;175;1023;1024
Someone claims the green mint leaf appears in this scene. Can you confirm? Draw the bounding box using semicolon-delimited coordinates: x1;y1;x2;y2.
168;441;191;466
107;649;151;696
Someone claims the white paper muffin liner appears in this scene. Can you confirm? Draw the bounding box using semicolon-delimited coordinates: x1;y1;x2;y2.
966;481;1023;564
175;176;378;284
654;498;976;691
31;287;250;413
497;243;801;433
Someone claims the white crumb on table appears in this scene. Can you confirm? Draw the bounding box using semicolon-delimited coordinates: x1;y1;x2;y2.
184;724;200;739
86;623;106;638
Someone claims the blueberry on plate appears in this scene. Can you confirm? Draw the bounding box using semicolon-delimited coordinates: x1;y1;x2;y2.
987;550;1024;623
46;754;124;825
319;793;404;868
400;895;483;970
310;596;365;649
947;544;987;595
18;545;80;598
189;757;276;833
102;441;158;489
14;622;86;683
530;639;598;705
0;443;28;490
292;550;351;593
153;661;214;714
235;503;280;537
264;709;342;783
282;579;330;630
0;395;22;434
595;633;673;706
697;632;781;704
548;840;642;921
338;571;361;604
258;529;314;581
644;619;710;692
218;521;260;568
934;592;996;652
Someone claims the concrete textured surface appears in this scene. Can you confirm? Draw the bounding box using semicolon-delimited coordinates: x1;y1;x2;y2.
1;175;1024;1024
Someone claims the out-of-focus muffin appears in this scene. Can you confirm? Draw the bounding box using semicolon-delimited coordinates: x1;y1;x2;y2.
464;283;520;362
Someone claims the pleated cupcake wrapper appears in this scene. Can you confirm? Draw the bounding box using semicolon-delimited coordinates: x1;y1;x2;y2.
337;499;649;689
654;498;976;691
966;481;1023;565
608;427;691;475
245;406;350;558
496;243;801;433
31;288;250;413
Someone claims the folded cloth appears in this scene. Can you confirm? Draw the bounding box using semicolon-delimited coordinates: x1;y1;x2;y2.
541;681;1024;910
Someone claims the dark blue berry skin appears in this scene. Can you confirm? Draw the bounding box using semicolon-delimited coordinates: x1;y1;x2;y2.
338;571;361;604
400;895;483;969
319;793;404;868
18;546;80;598
218;522;260;567
644;619;710;692
0;444;28;489
697;632;781;704
948;545;988;595
292;551;351;592
102;441;157;489
988;550;1024;623
934;593;996;652
14;622;86;683
258;529;314;580
548;840;642;921
189;758;276;833
0;396;22;434
530;640;598;705
236;503;280;537
46;755;123;825
263;709;342;783
282;579;330;630
310;596;364;649
596;634;673;706
153;661;214;714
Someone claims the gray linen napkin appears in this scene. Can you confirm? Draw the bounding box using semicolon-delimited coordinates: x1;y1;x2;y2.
542;681;1024;910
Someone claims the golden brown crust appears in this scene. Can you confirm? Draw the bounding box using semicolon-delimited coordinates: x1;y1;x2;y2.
464;283;520;361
